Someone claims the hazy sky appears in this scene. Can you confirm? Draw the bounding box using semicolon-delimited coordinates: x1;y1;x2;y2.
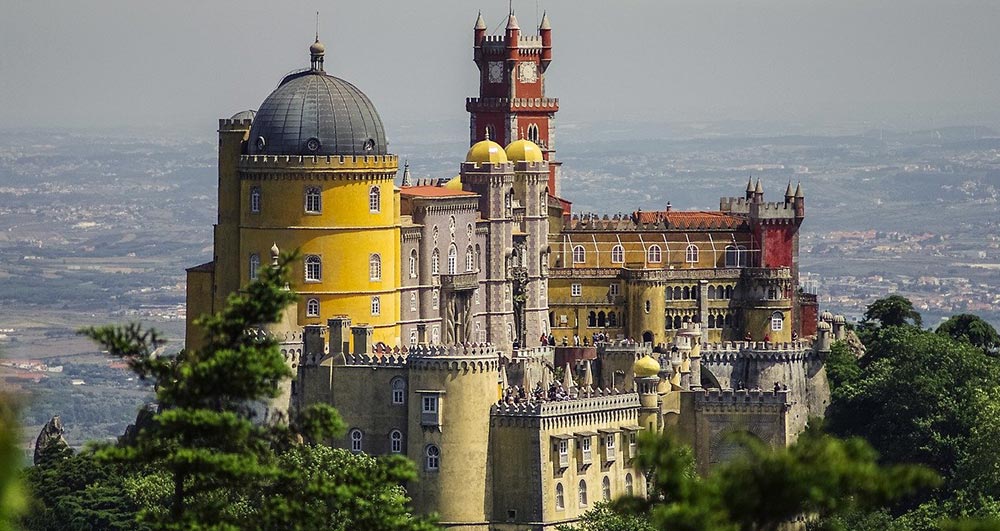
2;0;999;133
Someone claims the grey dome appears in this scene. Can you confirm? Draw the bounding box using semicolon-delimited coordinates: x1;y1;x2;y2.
229;109;256;121
248;71;387;157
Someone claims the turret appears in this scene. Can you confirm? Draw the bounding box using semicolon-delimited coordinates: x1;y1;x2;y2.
794;181;804;218
539;11;552;70
784;181;794;204
745;176;755;200
400;160;412;187
633;356;661;432
473;11;486;47
754;178;764;202
505;12;520;61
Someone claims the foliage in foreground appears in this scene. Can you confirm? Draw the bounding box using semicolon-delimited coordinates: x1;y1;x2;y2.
0;393;25;531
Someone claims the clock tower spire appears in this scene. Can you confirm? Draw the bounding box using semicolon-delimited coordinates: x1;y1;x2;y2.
468;10;561;195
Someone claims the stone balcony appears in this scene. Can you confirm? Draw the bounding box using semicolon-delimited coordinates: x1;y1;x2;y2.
439;272;478;292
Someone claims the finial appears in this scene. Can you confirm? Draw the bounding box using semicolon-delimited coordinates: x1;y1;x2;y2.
506;10;520;30
315;11;320;42
484;127;491;141
270;242;280;267
401;159;412;187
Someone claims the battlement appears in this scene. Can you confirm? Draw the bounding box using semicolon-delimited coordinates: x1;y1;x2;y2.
342;352;407;368
406;342;498;359
466;97;559;111
741;267;793;280
693;388;789;408
699;340;815;362
244;327;304;344
719;197;799;221
490;390;639;418
512;160;548;172
562;211;747;232
238;154;399;172
218;118;254;130
461;161;514;173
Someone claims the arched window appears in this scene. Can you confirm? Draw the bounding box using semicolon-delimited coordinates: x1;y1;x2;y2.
685;244;699;263
371;296;380;315
369;254;382;281
391;377;406;405
611;244;624;264
431;249;440;275
578;480;588;506
555;483;565;510
598;311;606;328
249;186;261;213
645;300;651;313
425;445;440;471
708;314;716;328
725;285;733;299
739;245;749;267
369;186;380;213
708;285;716;299
608;312;617;327
588;312;597;327
572;245;586;264
305;255;321;282
465;246;475;272
625;474;634;496
674;316;682;329
602;476;611;501
306;298;320;317
527;123;540;143
409;249;417;278
725;314;733;327
249;253;260;281
683;286;691;300
771;311;784;332
725;245;740;267
409;292;417;312
475;245;482;270
647;245;662;263
390;430;403;453
666;315;673;329
305;186;321;213
349;429;362;453
673;287;682;300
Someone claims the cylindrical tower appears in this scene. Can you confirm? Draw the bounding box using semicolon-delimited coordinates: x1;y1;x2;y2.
627;281;666;345
633;356;661;432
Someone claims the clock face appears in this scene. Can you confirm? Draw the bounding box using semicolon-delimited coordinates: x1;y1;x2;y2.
488;61;504;83
518;62;538;83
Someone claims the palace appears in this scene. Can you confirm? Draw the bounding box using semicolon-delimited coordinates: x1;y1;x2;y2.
184;12;838;531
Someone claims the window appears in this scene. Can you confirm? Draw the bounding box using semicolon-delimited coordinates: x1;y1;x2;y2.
409;292;417;312
249;253;260;280
602;476;611;501
555;483;565;510
725;245;740;267
432;290;439;310
391;377;406;404
771;311;784;332
371;296;381;316
475;244;482;270
708;314;716;328
527;123;539;143
422;395;438;414
369;254;382;281
647;245;662;263
581;437;592;462
571;283;582;297
432;325;440;344
249;186;261;213
409;249;418;278
611;244;624;264
610;283;620;297
475;289;480;305
625;474;634;496
305;186;321;213
306;298;319;317
349;429;362;453
390;430;403;453
431;249;440;275
645;300;651;313
572;245;586;264
448;244;458;275
425;445;440;471
409;329;418;345
559;440;569;462
708;285;717;299
685;244;699;263
369;186;380;213
465;246;475;272
305;255;321;282
578;480;588;507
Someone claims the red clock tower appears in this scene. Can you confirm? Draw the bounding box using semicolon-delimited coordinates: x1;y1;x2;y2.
468;11;562;195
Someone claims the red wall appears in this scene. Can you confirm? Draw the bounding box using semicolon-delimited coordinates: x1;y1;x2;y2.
762;225;795;268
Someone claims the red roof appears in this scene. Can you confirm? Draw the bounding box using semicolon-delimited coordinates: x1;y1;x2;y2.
400;186;477;198
632;210;743;229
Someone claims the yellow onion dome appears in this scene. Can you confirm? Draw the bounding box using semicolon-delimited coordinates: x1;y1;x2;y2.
504;139;544;162
444;175;463;190
633;356;661;378
465;139;508;164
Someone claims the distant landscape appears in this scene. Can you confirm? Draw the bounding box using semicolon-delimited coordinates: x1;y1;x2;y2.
1;121;997;453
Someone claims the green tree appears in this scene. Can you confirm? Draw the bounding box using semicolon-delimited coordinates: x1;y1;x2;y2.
863;295;923;329
81;254;436;531
556;501;655;531
0;393;26;531
936;314;999;354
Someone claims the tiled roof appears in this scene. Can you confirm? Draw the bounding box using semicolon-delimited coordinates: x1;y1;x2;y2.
400;186;477;198
632;210;743;229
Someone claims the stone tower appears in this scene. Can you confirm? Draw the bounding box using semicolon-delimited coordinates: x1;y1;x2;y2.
469;11;561;194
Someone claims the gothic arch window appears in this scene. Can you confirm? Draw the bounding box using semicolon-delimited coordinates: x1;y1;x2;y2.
409;249;418;278
666;314;674;329
598;311;606;328
771;311;784;332
304;255;322;282
602;476;611;501
739;245;749;267
371;296;381;316
647;245;662;263
349;429;363;453
708;314;716;328
555;483;565;510
306;298;320;317
611;244;624;264
465;246;475;272
369;254;382;281
390;430;403;453
685;244;699;263
645;300;651;313
708;285;717;299
578;480;588;507
391;377;406;405
683;286;691;300
725;245;739;267
249;186;261;213
475;244;482;270
608;312;617;327
409;292;416;312
511;249;520;268
588;312;597;328
425;445;440;471
432;290;439;310
725;285;733;299
369;185;381;213
572;245;586;264
249;253;260;281
448;244;458;275
305;186;321;213
625;474;634;496
431;249;440;275
674;316;682;329
527;123;540;143
673;287;682;300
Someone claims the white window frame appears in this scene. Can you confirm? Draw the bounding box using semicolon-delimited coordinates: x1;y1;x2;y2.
305;186;322;213
685;244;699;263
609;283;619;297
369;253;382;281
647;244;662;263
391;377;405;405
771;311;784;331
349;429;362;453
611;244;624;264
249;253;260;281
571;283;582;297
465;246;475;272
369;185;381;213
390;430;403;454
448;245;458;275
249;186;261;213
572;245;586;264
306;298;320;317
409;292;417;312
555;483;565;510
371;296;381;316
304;255;322;282
409;249;418;278
425;445;440;471
422;395;438;414
602;476;611;501
578;479;588;507
431;249;440;275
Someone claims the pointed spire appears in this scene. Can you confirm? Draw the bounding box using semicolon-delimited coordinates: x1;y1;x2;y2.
539;11;551;30
794;181;804;198
474;11;486;30
401;160;412;187
484;127;491;141
499;363;509;390
784;180;794;198
754;178;763;194
506;12;520;30
746;176;755;193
